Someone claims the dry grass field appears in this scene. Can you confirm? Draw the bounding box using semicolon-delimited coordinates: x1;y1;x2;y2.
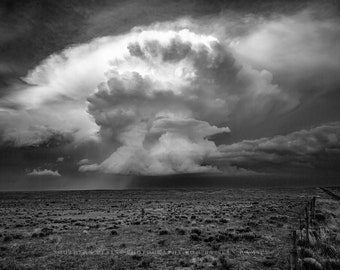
0;187;339;269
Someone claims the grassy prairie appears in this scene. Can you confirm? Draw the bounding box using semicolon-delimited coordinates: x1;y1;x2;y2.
0;187;339;269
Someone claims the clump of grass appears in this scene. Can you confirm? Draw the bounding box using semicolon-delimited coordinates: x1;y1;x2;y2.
219;218;228;224
191;228;202;235
110;230;118;236
31;227;53;238
211;241;221;251
262;256;277;267
302;257;323;270
219;255;234;270
300;248;315;258
190;233;201;241
3;235;13;243
320;243;337;258
138;257;153;268
159;229;170;235
175;227;186;235
158;239;167;246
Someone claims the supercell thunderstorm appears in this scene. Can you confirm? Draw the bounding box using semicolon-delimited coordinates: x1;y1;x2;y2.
1;12;340;175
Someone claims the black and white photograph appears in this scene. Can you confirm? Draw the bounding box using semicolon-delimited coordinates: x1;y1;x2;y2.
0;0;340;269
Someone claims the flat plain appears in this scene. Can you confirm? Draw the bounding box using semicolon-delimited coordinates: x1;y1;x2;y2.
0;187;339;269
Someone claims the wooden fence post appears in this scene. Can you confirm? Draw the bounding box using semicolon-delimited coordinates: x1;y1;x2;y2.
311;197;316;221
141;208;145;221
305;205;310;246
299;218;303;240
292;230;298;270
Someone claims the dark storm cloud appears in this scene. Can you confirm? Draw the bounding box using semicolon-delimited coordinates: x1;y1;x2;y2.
215;122;340;172
1;0;337;82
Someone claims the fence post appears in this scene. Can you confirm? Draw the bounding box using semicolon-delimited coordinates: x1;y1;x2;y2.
305;205;310;246
292;230;298;270
311;197;316;221
141;208;145;221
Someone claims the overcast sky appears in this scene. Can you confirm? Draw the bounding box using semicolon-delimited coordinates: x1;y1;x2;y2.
0;0;340;190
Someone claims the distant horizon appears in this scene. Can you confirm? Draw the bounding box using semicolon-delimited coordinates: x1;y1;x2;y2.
1;174;339;191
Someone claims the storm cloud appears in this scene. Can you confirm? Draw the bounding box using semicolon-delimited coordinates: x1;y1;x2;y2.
78;28;292;174
215;122;340;172
0;4;340;176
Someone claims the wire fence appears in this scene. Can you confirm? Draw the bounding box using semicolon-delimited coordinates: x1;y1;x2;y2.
287;190;340;270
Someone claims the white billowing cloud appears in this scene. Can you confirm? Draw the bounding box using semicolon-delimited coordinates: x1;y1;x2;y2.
0;18;295;148
0;35;132;146
229;9;340;94
27;169;61;177
78;28;293;174
77;159;90;165
231;10;340;70
80;118;230;175
2;8;339;174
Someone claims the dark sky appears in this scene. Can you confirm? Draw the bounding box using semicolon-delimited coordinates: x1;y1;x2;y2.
0;0;340;190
